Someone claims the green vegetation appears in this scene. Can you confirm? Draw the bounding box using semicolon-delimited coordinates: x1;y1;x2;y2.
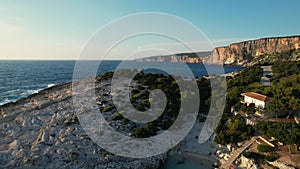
226;65;263;107
215;61;300;145
132;73;181;123
272;61;300;80
132;123;157;138
257;144;273;153
215;115;254;145
242;151;252;158
97;60;300;144
215;66;262;144
265;152;279;162
227;65;262;88
269;62;300;115
255;122;300;146
112;110;125;121
97;70;211;138
242;151;264;159
256;49;300;65
242;150;278;163
130;72;211;138
235;102;256;114
100;105;116;113
96;71;113;80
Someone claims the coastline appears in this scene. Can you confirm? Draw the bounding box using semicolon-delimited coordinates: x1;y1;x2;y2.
0;61;245;107
0;78;167;169
163;120;221;168
0;71;224;169
182;151;218;166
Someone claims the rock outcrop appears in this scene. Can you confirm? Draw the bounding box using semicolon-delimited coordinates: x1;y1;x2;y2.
208;35;300;65
238;155;259;169
0;80;166;169
267;160;296;169
135;52;211;63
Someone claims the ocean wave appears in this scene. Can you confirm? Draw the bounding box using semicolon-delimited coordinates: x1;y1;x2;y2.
0;98;18;106
0;86;50;106
47;84;56;88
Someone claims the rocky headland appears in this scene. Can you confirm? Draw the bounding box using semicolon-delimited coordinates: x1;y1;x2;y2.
135;52;210;63
135;35;300;66
0;77;167;169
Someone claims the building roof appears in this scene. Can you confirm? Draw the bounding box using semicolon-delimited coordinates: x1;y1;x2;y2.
241;92;269;102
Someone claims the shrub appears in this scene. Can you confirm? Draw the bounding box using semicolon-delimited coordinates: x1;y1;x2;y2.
136;85;145;90
132;91;149;100
257;144;273;153
265;152;279;162
242;151;263;159
131;89;140;94
141;99;150;108
113;113;123;121
101;105;115;113
242;151;252;158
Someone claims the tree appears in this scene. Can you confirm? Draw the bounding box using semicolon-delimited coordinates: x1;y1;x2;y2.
228;115;246;132
215;130;227;145
266;102;284;118
247;103;256;114
240;103;248;113
265;152;279;162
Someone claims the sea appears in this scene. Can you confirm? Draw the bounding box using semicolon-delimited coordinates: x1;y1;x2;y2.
0;60;244;106
0;60;244;169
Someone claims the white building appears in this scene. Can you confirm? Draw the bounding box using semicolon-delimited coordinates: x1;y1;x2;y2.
241;92;272;109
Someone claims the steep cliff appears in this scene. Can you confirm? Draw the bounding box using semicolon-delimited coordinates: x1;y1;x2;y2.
135;36;300;66
209;36;300;65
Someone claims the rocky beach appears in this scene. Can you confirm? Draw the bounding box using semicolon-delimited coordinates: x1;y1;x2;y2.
0;77;167;169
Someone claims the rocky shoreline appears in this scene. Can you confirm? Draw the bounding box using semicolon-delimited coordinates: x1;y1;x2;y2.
0;78;167;169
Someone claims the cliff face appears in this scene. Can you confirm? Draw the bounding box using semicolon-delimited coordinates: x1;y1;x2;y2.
210;36;300;65
135;36;300;65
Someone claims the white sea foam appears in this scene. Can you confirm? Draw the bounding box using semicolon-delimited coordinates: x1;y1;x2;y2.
0;88;43;106
48;84;56;88
0;98;17;106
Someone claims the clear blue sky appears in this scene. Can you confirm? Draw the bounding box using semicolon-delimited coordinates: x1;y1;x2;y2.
0;0;299;60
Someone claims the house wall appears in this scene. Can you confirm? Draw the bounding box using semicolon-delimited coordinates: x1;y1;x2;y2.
244;96;266;108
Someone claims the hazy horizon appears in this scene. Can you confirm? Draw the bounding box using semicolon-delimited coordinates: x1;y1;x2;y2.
1;1;300;60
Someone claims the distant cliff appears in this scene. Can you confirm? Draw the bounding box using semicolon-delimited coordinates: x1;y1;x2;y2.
137;36;300;66
135;52;211;63
135;36;300;66
208;35;300;65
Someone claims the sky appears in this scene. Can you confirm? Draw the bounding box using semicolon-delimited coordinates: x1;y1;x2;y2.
0;0;299;60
